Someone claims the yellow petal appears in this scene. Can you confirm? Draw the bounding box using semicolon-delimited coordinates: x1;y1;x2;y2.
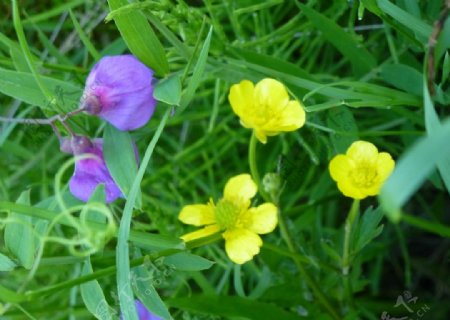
228;80;255;118
254;129;268;144
329;154;353;182
268;100;306;132
337;180;367;200
178;203;215;226
223;174;257;205
347;141;378;163
254;78;289;109
181;224;220;242
244;203;278;234
223;229;262;264
376;152;395;182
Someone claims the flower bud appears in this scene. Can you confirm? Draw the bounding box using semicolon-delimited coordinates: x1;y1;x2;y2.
61;136;123;203
81;55;156;131
263;172;282;203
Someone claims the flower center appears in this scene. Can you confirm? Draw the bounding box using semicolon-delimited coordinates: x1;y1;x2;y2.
350;165;378;188
215;199;240;230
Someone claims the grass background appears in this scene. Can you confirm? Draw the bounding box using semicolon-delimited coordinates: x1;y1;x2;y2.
0;0;449;319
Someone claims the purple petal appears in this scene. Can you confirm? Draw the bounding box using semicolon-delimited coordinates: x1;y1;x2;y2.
120;300;163;320
69;140;122;203
81;55;156;131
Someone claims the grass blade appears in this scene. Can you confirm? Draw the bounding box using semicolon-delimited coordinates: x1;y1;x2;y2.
179;26;213;113
298;3;376;77
379;117;450;222
116;109;170;320
4;190;35;269
107;0;169;76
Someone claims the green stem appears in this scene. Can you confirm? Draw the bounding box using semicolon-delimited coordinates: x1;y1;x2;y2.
20;234;221;302
342;199;360;308
248;132;270;202
248;131;340;320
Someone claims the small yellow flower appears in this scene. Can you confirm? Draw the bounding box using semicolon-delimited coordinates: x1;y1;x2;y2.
228;78;306;144
178;174;278;264
329;141;395;199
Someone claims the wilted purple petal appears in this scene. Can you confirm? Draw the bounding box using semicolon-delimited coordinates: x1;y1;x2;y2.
81;55;156;131
120;300;163;320
67;137;122;203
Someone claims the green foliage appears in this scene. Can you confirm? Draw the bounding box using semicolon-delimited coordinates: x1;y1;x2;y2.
0;0;449;319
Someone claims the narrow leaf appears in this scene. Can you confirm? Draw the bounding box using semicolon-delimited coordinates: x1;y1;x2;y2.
133;263;172;320
104;124;142;208
167;295;301;320
116;110;170;320
0;253;17;272
107;0;169;76
0;68;82;113
379;118;450;222
377;0;432;41
164;252;214;271
4;190;35;269
423;76;450;194
81;257;113;320
298;3;376;77
154;74;182;106
179;27;213;113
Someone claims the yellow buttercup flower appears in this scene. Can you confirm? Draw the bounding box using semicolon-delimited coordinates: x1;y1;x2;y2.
329;141;395;200
178;174;278;264
228;78;306;144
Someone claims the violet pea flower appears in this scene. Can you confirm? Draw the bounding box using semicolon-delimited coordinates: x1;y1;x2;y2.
120;300;162;320
81;55;156;131
61;136;122;203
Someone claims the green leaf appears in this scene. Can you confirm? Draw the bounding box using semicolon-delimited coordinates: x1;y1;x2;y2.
164;252;214;271
0;33;31;72
167;295;301;320
380;64;423;96
104;124;141;209
144;10;191;61
80;257;113;320
327;106;359;153
320;240;342;264
116;110;170;320
179;26;213;113
4;190;35;269
154;74;182;106
436;18;450;62
133;263;172;320
0;68;82;113
377;0;432;41
298;3;376;77
354;207;384;252
69;10;101;60
423;76;450;194
379;117;450;222
107;0;169;76
0;253;17;272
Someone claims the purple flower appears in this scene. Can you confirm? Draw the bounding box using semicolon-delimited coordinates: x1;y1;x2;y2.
61;136;122;203
121;300;162;320
81;55;156;131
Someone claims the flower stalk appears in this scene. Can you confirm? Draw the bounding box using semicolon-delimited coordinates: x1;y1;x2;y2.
342;199;360;308
248;132;340;320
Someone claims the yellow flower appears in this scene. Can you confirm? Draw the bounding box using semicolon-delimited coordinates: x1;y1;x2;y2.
228;78;306;144
178;174;278;264
329;141;395;200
